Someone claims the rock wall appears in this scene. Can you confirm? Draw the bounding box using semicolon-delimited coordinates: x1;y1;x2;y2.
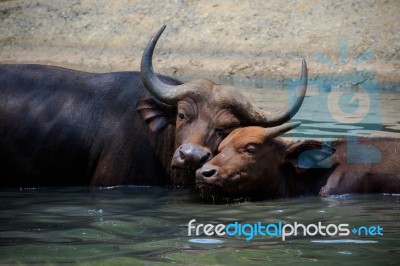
1;0;399;89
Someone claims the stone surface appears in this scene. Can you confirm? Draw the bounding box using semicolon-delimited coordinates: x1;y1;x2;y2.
0;0;399;89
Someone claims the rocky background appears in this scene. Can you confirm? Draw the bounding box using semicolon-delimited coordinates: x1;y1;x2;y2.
0;0;399;89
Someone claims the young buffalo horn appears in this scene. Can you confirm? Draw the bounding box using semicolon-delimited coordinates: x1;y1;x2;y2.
264;121;301;140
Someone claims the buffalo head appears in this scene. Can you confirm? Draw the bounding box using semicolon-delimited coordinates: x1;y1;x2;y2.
196;124;333;198
138;26;308;182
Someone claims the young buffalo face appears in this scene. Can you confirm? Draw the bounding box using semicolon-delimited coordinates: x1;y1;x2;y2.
195;123;332;198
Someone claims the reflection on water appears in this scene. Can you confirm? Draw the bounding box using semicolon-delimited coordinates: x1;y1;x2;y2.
0;187;399;265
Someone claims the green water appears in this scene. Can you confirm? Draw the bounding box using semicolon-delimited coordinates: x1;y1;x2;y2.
0;187;399;265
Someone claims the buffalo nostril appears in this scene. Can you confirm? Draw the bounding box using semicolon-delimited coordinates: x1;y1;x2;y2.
202;168;217;178
175;144;213;169
179;146;186;159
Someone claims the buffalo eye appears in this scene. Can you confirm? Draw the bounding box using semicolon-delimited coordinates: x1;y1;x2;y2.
177;112;186;121
244;144;257;156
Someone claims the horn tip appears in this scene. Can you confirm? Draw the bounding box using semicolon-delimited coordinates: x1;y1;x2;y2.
301;58;308;74
300;58;308;86
153;25;167;39
291;121;301;129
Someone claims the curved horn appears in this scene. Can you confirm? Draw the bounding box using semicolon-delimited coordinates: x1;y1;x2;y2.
240;59;307;127
264;121;301;140
141;25;185;105
266;59;308;126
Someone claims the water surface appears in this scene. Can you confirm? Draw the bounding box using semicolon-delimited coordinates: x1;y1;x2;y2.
0;187;399;265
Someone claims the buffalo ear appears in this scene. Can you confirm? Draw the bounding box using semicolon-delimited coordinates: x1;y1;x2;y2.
285;140;334;170
137;97;174;132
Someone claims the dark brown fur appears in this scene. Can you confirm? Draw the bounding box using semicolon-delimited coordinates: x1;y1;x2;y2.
0;65;244;187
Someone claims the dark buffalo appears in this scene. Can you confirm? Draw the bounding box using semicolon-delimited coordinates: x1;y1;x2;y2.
0;26;307;187
196;124;400;199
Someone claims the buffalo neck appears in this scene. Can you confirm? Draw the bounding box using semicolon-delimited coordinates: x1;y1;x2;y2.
278;165;337;197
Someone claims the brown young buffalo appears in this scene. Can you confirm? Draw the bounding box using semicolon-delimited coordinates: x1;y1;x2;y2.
196;123;400;199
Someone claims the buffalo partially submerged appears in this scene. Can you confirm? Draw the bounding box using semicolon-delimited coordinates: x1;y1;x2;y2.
0;26;307;187
196;124;400;199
